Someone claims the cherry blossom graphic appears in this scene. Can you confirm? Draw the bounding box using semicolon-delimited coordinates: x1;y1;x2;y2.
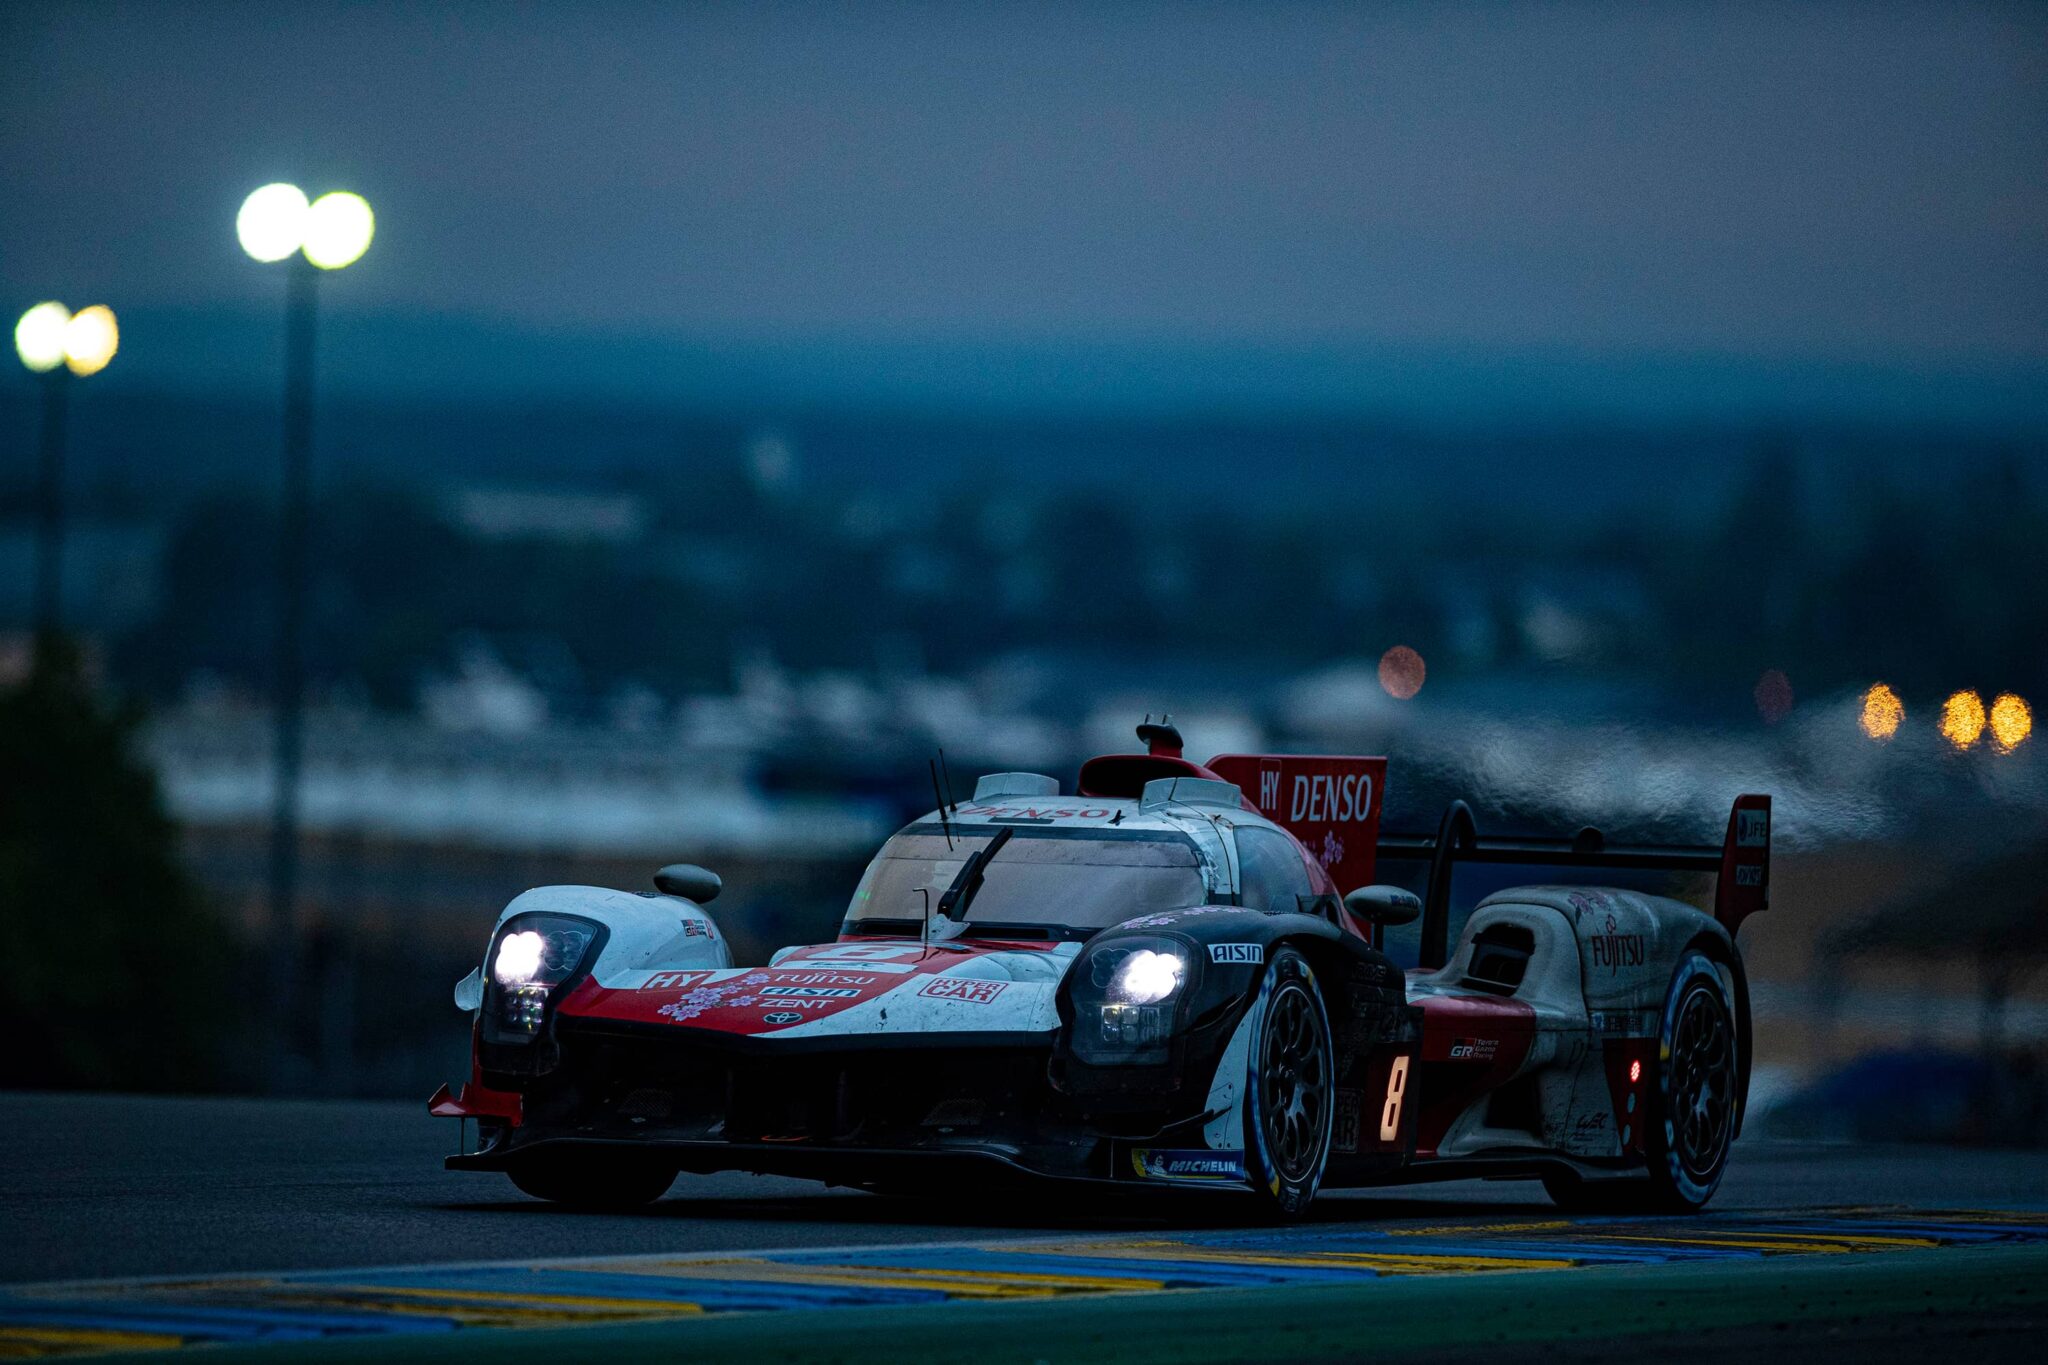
1318;830;1345;869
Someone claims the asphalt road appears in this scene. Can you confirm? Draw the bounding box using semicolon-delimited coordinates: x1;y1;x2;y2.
4;1090;2045;1284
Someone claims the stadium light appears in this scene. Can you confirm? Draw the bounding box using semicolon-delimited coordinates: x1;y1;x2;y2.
1858;683;1903;741
237;184;375;270
1939;690;1986;751
237;179;375;1086
1988;693;2032;753
14;301;70;372
62;305;119;377
302;192;375;269
15;300;119;669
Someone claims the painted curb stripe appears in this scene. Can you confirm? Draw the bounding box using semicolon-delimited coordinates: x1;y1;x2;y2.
3;1208;2045;1358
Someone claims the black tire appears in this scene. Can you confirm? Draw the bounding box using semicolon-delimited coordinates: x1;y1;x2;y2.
1243;947;1335;1219
508;1154;675;1211
1543;951;1738;1215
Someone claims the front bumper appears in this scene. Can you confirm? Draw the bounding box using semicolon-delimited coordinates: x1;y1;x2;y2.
445;1017;1213;1186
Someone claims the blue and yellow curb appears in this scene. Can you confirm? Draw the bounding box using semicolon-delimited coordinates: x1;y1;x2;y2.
4;1207;2045;1358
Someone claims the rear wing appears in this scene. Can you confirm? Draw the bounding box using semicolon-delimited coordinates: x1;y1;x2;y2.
1377;794;1771;969
1207;753;1387;895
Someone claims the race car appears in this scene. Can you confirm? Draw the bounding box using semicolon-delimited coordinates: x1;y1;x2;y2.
432;718;1771;1218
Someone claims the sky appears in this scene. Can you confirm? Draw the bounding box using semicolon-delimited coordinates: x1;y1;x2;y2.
3;1;2045;422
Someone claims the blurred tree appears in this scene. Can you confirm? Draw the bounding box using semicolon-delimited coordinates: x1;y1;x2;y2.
0;646;238;1089
1661;442;1804;692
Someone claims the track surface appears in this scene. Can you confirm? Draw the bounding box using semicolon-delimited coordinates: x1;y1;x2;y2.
4;1091;2046;1283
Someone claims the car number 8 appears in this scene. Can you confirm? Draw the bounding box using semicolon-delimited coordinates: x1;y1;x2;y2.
1379;1055;1410;1141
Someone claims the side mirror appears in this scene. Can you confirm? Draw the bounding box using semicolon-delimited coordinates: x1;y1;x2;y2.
654;863;722;902
1345;885;1421;927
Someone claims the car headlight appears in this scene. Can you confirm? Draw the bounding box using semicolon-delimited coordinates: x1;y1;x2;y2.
482;913;600;1043
1110;948;1184;1005
1069;938;1190;1064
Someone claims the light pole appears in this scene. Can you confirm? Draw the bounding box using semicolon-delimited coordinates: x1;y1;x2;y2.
237;183;373;1081
14;301;119;673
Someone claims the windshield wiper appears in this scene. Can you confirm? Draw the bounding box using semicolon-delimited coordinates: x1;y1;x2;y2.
935;826;1014;924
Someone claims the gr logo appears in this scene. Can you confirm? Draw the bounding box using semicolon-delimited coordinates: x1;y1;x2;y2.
1208;943;1263;965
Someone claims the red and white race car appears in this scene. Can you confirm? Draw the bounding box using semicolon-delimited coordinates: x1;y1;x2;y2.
433;719;1770;1217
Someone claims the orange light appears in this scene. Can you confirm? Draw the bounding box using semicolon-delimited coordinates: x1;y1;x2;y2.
1628;1058;1642;1084
1378;645;1425;700
1859;683;1903;741
1754;669;1793;724
1989;693;2032;753
62;304;118;377
1939;690;1986;750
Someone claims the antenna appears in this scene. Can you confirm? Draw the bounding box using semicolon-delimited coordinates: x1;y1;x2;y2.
938;747;959;813
1136;713;1183;757
929;759;954;851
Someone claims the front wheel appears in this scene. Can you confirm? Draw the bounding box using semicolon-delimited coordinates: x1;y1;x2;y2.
508;1153;675;1211
1243;947;1335;1219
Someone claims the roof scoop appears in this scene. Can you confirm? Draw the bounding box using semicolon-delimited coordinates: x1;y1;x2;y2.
973;772;1059;800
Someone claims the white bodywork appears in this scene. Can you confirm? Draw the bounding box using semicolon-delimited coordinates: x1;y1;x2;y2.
465;781;1272;1002
481;884;733;978
455;781;1269;1044
1408;885;1731;1160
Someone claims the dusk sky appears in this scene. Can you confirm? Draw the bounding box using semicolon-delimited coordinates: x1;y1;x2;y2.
4;1;2044;420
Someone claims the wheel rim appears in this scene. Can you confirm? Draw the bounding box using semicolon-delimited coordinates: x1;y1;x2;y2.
1669;981;1735;1182
1258;981;1330;1184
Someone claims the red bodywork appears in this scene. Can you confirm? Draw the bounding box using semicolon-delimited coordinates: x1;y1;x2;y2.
555;940;1060;1036
1208;753;1387;901
1408;992;1536;1157
429;1022;524;1127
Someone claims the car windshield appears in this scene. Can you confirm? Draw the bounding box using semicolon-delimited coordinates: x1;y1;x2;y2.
844;826;1207;934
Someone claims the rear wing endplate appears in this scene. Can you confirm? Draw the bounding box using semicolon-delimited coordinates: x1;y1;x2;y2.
1378;794;1771;969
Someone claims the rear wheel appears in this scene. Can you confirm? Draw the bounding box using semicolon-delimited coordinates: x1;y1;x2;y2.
508;1153;675;1210
1243;948;1334;1219
1544;951;1738;1214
